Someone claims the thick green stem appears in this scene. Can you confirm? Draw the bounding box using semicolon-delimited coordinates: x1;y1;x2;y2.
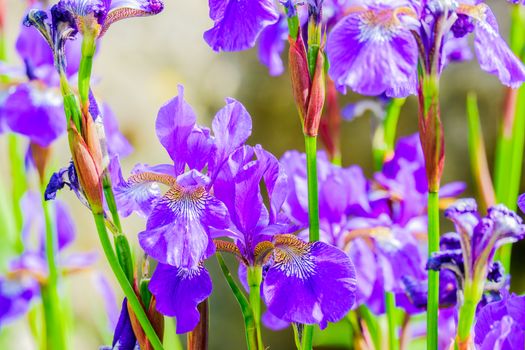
92;213;164;350
301;135;319;350
455;280;483;349
304;135;320;242
78;35;96;108
216;254;258;350
427;191;440;350
385;292;398;350
41;190;67;350
247;267;264;349
8;134;27;251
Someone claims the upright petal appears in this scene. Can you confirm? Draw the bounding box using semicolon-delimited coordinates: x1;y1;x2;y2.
327;8;418;97
263;235;357;328
149;264;212;334
204;0;279;52
210;98;252;176
156;85;197;175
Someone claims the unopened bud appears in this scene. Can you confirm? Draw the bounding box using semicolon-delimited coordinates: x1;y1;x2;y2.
68;121;103;213
304;48;325;137
288;32;310;123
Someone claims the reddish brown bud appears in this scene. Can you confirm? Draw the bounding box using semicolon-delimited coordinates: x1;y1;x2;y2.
304;48;325;137
417;76;444;192
288;32;310;123
30;142;52;183
319;78;342;161
68;120;103;213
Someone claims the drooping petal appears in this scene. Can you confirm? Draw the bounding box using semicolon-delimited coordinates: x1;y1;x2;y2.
469;5;525;88
3;83;65;146
327;8;418;97
149;264;212;334
155;85;197;175
263;235;357;328
138;179;229;268
204;0;279;52
104;298;138;350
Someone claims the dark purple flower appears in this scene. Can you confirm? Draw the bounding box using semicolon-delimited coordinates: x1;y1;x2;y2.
519;193;525;213
204;0;279;52
474;292;525;350
149;264;212;334
428;199;525;302
58;0;164;37
100;299;139;350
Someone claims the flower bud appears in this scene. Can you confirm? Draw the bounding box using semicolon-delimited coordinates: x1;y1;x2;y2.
128;295;165;350
288;32;310;123
304;48;325;137
68;120;103;213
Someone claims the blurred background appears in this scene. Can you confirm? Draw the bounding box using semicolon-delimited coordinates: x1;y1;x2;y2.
0;0;524;349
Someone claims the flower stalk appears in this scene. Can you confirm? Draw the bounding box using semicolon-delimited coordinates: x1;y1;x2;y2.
385;292;398;350
247;267;264;349
93;212;164;350
41;187;67;350
216;254;258;350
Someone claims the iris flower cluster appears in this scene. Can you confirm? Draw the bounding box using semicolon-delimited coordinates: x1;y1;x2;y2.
1;0;525;350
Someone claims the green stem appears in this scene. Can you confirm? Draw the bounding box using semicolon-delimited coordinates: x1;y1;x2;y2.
247;267;264;349
427;191;440;350
385;292;398;350
216;254;258;350
455;280;483;349
307;20;321;80
357;305;380;350
41;190;67;350
302;134;319;350
304;135;320;242
372;98;405;171
92;213;164;350
78;35;96;108
8;134;27;251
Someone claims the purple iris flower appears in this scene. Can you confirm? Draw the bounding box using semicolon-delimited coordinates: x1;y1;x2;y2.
0;17;79;146
518;193;525;213
279;134;464;314
428;199;525;304
326;0;525;97
474;291;525;350
56;0;163;37
0;192;94;327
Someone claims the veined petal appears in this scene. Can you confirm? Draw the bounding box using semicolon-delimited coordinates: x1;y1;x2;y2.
467;5;525;88
327;8;418;97
149;264;212;334
138;182;229;268
263;235;357;328
204;0;279;52
109;157;164;218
